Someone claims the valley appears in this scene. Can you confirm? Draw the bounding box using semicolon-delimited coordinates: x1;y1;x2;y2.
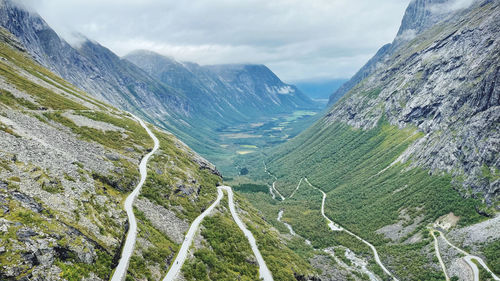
0;0;499;280
202;109;322;176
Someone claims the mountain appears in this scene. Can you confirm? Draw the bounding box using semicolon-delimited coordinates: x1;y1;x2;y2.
0;0;188;116
125;50;319;119
328;0;464;105
0;0;319;166
0;26;314;280
252;0;499;280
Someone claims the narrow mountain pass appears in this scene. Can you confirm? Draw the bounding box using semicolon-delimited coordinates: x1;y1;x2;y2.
430;229;450;281
434;229;500;281
162;188;225;281
111;115;160;281
304;178;399;281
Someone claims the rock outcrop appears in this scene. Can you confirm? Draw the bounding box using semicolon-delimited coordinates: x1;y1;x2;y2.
325;0;499;202
328;0;475;105
0;26;223;279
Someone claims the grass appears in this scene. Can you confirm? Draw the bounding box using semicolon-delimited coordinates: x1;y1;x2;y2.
126;209;178;280
42;112;149;153
0;53;87;110
257;119;486;280
233;183;269;193
234;192;317;280
472;258;495;280
0;89;39;110
182;212;260;280
482;240;500;275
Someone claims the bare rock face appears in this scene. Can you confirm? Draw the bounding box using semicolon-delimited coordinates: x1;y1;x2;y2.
329;0;476;105
326;0;500;202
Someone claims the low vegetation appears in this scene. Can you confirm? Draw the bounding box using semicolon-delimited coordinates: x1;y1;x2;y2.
243;119;488;280
182;212;260;280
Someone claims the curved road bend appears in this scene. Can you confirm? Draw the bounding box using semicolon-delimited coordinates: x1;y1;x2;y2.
219;186;274;281
263;161;285;201
435;229;500;281
277;209;296;236
111;115;160;281
163;186;273;281
304;178;399;281
289;178;303;199
430;230;450;281
272;182;285;201
162;188;224;281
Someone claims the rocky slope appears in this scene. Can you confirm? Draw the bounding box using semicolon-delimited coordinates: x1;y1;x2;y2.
0;25;215;280
257;0;499;280
325;0;499;203
328;0;465;105
0;0;188;117
0;27;314;280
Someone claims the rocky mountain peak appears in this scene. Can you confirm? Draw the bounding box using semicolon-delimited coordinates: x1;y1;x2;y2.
329;0;480;105
395;0;477;42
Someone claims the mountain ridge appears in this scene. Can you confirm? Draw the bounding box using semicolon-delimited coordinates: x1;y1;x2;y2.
0;0;319;166
328;0;476;105
125;49;318;118
250;1;499;279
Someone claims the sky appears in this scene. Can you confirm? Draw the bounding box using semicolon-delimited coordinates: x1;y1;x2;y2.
21;0;411;83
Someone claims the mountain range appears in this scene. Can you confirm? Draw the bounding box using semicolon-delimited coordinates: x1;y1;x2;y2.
0;0;499;280
0;18;314;281
0;0;319;162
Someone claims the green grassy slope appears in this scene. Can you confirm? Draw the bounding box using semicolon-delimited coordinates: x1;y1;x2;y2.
0;27;315;280
255;119;486;280
250;2;500;279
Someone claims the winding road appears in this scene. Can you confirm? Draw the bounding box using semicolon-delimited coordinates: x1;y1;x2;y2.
430;230;450;281
263;161;285;200
162;188;224;281
219;186;274;281
277;209;296;236
434;229;500;281
304;178;398;281
111;115;160;281
163;186;273;281
289;178;302;199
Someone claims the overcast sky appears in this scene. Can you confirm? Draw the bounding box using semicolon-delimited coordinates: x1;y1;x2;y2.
22;0;411;83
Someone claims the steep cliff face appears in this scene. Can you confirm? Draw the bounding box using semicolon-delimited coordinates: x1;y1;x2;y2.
396;0;450;39
0;0;188;119
262;2;499;279
326;0;499;202
328;0;473;105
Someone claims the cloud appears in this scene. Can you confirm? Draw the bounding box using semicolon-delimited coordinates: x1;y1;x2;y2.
428;0;476;14
21;0;411;82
